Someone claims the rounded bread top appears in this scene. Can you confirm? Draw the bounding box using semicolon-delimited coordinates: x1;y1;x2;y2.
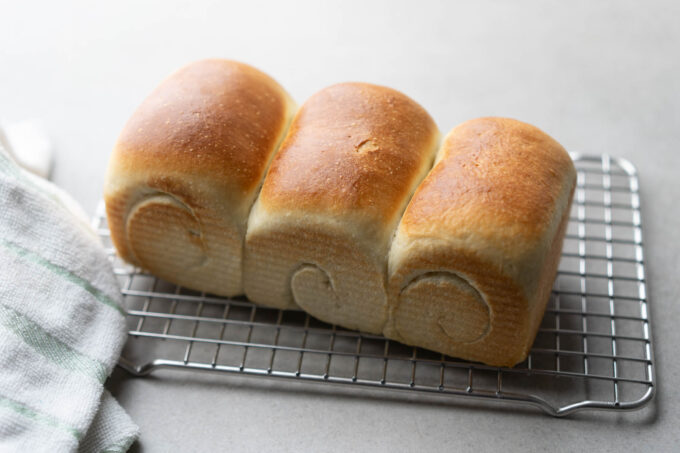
258;82;439;227
400;117;576;251
110;59;293;197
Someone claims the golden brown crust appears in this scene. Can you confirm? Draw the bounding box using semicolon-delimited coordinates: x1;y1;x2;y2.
402;117;574;251
244;82;439;326
258;82;439;228
386;117;576;366
112;59;293;196
104;59;294;296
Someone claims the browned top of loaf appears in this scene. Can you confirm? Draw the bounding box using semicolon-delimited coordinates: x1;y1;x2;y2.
113;59;291;194
402;117;575;245
259;82;439;224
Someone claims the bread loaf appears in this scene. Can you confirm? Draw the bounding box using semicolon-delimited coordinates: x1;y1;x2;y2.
105;62;576;367
243;83;439;333
384;117;576;366
104;59;295;296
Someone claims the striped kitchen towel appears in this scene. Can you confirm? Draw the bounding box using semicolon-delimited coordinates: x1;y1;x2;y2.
0;145;138;452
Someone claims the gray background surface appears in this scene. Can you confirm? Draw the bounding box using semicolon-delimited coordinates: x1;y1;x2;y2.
2;0;679;451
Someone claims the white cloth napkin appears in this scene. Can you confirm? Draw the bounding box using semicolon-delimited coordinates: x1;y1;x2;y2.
0;146;138;452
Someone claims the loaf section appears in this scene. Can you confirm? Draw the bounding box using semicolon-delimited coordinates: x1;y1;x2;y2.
385;117;576;366
243;82;439;333
104;59;295;297
104;62;577;367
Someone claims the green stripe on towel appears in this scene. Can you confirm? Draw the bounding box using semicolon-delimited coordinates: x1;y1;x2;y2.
0;394;82;440
0;239;125;316
0;303;108;383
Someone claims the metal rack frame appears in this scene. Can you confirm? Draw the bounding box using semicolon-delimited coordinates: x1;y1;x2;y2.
97;153;656;417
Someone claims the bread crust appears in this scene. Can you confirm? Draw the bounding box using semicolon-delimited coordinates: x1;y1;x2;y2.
258;82;440;233
104;59;295;296
244;82;439;329
386;117;576;366
105;65;575;367
112;59;293;199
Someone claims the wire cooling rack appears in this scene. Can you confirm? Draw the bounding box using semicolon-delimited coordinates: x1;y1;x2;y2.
95;153;655;417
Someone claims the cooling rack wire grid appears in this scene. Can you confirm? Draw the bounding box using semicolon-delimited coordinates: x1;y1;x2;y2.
94;153;655;417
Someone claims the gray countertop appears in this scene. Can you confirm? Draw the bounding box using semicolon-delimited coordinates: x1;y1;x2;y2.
3;1;679;451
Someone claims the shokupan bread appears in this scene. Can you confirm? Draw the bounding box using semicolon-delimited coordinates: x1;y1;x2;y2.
243;83;439;333
104;59;295;296
384;117;576;367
